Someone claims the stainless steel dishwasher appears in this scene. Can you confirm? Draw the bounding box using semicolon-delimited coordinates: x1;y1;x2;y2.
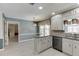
53;36;62;52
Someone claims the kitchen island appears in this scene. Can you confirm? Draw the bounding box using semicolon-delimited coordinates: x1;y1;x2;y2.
34;35;52;54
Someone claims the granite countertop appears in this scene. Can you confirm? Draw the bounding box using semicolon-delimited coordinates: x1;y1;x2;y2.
35;31;79;41
35;35;51;38
51;30;79;41
51;31;76;39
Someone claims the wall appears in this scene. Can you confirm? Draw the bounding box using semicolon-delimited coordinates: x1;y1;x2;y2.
39;20;50;25
5;17;36;42
0;12;4;49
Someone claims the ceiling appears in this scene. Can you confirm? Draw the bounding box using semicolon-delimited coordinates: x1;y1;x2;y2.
0;3;79;21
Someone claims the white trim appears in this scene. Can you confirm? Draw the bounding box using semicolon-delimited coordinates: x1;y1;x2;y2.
19;39;34;43
6;21;20;45
20;33;37;36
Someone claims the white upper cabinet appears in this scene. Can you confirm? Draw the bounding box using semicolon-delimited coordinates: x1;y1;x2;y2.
51;8;79;30
62;8;79;20
51;14;63;30
62;11;74;20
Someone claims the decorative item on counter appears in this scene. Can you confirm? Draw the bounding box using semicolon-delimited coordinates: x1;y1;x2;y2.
72;19;78;24
68;19;72;25
64;20;68;32
64;20;68;25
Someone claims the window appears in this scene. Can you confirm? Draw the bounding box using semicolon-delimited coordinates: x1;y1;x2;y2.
45;25;50;36
39;24;50;36
39;25;44;36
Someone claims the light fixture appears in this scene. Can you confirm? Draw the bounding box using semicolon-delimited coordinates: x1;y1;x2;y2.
52;12;55;15
38;6;43;10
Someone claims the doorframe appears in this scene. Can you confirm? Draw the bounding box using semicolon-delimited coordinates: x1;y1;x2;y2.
6;21;20;45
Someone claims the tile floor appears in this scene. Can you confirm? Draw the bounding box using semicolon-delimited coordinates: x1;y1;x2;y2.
0;39;67;56
38;48;67;56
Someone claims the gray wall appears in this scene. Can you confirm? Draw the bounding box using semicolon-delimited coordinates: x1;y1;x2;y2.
5;17;36;41
0;39;3;49
0;13;4;49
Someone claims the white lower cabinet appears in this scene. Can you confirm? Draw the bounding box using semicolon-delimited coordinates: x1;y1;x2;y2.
73;40;79;56
62;38;73;55
41;36;52;51
37;36;52;53
63;38;79;56
47;36;52;48
37;38;42;52
41;37;47;51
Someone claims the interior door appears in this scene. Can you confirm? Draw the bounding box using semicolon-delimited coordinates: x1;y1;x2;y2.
4;20;8;46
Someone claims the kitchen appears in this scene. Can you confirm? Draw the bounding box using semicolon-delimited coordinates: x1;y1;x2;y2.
0;3;79;56
0;2;79;59
34;7;79;56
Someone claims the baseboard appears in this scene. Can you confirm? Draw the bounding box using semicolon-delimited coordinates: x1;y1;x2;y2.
0;48;4;51
19;39;34;43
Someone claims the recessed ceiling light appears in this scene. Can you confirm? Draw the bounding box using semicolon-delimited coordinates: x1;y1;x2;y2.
38;6;43;10
52;12;55;15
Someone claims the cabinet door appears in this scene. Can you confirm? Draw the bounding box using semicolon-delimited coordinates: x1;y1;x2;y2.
62;38;73;55
42;37;52;51
51;14;63;30
36;38;42;52
47;36;52;48
51;17;57;30
42;37;48;50
41;37;45;51
56;15;63;30
73;40;79;56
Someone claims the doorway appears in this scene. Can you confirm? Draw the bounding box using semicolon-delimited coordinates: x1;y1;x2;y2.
4;21;20;46
8;24;18;44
